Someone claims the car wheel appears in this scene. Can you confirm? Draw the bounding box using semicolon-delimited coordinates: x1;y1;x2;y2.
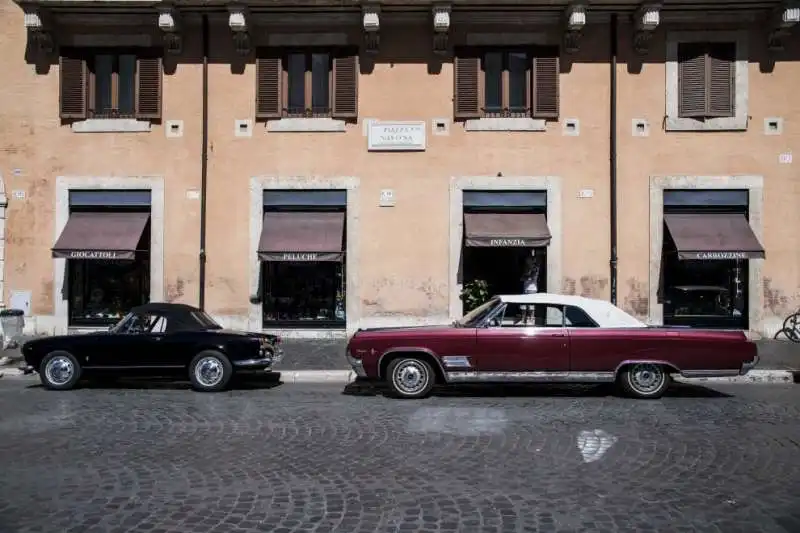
619;363;670;399
39;351;82;391
188;350;233;392
386;357;435;399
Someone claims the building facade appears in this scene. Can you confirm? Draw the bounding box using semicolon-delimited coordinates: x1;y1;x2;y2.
1;0;799;339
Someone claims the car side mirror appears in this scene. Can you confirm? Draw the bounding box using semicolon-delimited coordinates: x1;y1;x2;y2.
487;318;500;328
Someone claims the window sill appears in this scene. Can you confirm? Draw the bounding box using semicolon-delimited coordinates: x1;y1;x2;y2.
71;119;152;133
464;118;547;132
665;116;748;132
266;118;347;133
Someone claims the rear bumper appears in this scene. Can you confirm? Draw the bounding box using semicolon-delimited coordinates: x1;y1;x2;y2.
233;358;273;370
740;353;760;375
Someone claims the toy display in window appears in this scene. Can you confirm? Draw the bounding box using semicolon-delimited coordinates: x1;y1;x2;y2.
262;261;345;324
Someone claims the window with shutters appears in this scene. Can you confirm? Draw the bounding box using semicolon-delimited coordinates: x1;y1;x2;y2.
255;47;359;122
677;42;736;119
665;31;747;132
59;47;163;123
454;46;560;121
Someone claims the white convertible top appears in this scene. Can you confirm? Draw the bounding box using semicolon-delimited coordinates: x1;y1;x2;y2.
496;293;647;328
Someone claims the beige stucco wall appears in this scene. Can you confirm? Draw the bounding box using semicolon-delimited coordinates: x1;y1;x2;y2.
1;0;799;336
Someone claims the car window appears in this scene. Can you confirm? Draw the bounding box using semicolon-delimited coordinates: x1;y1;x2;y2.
564;305;598;328
116;313;150;334
493;303;565;328
149;316;168;333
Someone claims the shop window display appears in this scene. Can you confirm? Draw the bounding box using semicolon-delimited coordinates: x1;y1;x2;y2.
68;258;150;326
262;261;346;328
662;226;748;330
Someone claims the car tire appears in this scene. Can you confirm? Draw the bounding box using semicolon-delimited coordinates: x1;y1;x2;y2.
39;351;82;391
386;357;436;400
618;363;670;399
188;350;233;392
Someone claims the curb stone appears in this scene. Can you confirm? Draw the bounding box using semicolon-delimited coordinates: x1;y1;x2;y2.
0;368;794;384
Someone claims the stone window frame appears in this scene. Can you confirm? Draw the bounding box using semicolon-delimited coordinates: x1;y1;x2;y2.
248;176;360;339
63;34;159;133
648;175;764;334
459;32;555;132
53;176;165;335
665;30;749;132
449;176;563;320
260;33;352;133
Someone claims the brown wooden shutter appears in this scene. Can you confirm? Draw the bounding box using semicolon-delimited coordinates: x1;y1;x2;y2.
531;49;559;119
454;51;480;119
256;54;282;120
677;43;707;118
707;42;735;117
59;54;87;120
332;53;358;119
136;56;162;120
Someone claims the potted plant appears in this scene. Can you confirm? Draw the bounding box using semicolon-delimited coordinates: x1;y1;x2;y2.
460;279;490;313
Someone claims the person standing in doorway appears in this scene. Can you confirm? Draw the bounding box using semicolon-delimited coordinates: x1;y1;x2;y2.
522;250;540;294
518;250;540;325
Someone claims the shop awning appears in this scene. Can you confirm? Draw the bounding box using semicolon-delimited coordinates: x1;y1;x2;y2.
258;211;345;261
664;213;765;260
52;212;150;260
464;213;551;247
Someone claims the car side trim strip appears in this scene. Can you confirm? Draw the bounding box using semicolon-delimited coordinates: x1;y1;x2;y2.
679;369;741;378
446;371;616;383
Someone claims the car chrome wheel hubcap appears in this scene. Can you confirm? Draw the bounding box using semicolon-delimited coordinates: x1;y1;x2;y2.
393;361;428;394
45;356;74;385
630;364;664;393
195;357;224;387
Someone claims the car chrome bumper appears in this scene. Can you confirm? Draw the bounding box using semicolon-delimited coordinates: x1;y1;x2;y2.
740;353;760;375
345;350;368;378
233;358;273;369
18;365;35;375
270;346;285;364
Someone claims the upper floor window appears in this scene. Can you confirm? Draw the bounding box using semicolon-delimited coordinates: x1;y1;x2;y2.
255;47;359;121
59;48;163;122
453;46;560;120
677;41;735;119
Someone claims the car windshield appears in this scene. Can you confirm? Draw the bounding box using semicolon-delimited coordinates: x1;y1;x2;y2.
457;297;501;327
109;312;148;334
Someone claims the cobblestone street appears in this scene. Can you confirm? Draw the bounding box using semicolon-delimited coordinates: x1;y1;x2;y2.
0;380;799;533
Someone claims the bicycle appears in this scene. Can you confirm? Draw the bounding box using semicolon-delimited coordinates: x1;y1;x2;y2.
773;309;800;342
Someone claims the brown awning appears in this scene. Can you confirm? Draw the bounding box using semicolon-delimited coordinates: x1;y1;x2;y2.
464;213;551;247
52;212;150;260
664;213;765;260
258;211;345;261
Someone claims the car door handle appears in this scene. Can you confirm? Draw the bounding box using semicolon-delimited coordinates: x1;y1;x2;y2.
523;332;565;338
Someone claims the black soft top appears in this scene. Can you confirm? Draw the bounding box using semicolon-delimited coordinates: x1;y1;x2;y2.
129;302;220;332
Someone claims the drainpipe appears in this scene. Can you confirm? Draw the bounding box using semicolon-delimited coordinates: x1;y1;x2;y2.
198;13;209;310
609;13;619;305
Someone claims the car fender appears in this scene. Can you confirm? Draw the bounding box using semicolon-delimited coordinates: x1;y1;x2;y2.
377;347;448;381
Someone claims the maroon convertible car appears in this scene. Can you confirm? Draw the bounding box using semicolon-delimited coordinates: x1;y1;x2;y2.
345;293;759;399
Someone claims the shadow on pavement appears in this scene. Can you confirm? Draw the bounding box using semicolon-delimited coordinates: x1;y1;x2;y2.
24;372;284;391
343;381;733;399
